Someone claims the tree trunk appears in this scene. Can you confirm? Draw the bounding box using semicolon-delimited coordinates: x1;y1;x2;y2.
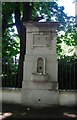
16;25;26;87
15;2;33;87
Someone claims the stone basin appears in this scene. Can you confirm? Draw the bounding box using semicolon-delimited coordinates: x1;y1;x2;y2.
31;73;48;82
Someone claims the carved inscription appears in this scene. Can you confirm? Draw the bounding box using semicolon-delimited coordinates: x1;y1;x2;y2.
33;33;51;47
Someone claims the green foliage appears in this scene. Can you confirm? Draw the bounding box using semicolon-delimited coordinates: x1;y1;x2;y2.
2;2;77;88
2;2;76;60
2;24;20;85
57;26;77;59
32;2;70;29
2;27;20;61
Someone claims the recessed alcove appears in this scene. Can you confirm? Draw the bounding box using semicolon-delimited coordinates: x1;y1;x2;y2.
37;58;44;74
31;57;48;82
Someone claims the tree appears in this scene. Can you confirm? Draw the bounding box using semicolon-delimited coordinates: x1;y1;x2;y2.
2;2;34;85
2;2;75;87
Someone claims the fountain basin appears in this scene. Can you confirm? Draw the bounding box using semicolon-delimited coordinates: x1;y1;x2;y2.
31;73;48;82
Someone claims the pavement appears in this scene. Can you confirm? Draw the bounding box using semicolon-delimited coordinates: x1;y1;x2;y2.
1;103;77;119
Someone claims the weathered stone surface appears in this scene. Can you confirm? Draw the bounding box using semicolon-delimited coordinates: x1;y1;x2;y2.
22;81;58;90
22;89;59;106
22;22;59;106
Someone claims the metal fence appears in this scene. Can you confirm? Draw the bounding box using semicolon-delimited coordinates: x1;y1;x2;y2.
58;59;77;90
2;58;77;90
2;58;22;88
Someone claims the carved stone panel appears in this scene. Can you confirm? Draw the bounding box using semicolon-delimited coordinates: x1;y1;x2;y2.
33;33;52;48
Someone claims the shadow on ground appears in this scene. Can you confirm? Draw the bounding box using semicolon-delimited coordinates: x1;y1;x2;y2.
1;103;77;119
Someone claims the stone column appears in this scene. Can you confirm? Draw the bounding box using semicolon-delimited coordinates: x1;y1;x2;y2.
21;22;60;107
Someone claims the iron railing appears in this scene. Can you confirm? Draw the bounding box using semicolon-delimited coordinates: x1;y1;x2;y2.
58;59;77;90
2;58;77;90
2;58;21;88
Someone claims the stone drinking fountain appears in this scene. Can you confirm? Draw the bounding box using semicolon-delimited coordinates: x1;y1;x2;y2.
21;22;60;106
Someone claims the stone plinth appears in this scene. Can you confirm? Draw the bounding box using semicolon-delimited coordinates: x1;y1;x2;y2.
21;22;60;106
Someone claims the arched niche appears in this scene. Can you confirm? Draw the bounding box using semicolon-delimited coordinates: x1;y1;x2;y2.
37;57;45;74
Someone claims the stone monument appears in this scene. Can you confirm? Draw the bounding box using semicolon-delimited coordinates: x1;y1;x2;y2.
22;22;60;106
